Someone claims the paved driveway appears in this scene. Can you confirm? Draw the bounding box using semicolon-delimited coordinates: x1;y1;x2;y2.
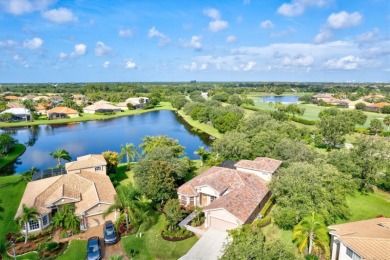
180;228;229;260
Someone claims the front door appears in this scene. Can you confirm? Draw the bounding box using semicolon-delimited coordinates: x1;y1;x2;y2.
200;194;208;206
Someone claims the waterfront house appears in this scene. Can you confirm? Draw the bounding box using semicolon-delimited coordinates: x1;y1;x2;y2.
125;97;149;109
0;108;31;121
65;154;107;174
328;218;390;260
83;100;121;114
178;157;281;231
46;106;79;119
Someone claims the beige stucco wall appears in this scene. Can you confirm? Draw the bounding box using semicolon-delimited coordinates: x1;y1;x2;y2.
205;209;241;231
68;113;79;118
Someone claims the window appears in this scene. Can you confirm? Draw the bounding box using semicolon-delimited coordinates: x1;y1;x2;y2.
42;215;48;227
210;196;216;203
95;166;102;171
29;219;40;231
346;247;361;260
189;197;195;205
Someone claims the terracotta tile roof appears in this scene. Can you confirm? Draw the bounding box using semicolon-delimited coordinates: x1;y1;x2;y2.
6;103;25;108
329;218;390;260
234;157;282;173
5;95;20;100
47;106;79;114
372;102;390;108
65;154;106;171
35;104;46;110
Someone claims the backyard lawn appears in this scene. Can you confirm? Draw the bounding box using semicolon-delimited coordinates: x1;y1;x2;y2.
121;213;198;260
177;110;222;139
57;240;87;260
0;144;26;170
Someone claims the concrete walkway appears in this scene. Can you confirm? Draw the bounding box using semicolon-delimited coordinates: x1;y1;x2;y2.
179;211;197;227
179;228;229;260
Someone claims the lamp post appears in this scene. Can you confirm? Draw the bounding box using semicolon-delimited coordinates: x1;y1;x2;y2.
10;239;16;260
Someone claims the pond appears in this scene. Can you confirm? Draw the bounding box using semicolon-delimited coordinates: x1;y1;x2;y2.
0;110;212;175
260;96;300;104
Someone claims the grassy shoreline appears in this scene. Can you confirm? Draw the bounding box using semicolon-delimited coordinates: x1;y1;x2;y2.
0;102;174;128
0;143;26;170
176;110;222;139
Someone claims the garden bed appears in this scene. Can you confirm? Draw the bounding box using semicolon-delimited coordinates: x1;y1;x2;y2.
161;229;195;242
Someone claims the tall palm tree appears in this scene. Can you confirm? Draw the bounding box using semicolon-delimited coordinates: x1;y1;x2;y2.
120;143;138;169
292;212;329;257
103;184;150;232
15;204;40;244
50;149;72;167
194;146;208;167
21;167;39;182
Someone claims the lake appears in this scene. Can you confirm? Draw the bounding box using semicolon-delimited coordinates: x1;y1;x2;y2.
0;110;212;175
260;96;300;104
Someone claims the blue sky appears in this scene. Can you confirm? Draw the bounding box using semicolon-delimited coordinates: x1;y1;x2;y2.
0;0;389;83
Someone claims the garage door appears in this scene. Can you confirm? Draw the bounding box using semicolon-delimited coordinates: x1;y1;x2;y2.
210;217;238;231
87;214;105;227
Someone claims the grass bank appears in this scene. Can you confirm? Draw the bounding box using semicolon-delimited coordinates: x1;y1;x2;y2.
177;110;222;139
0;175;27;253
0;102;174;128
57;240;87;260
0;144;26;171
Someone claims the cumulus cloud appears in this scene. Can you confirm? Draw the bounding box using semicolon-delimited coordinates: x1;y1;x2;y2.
259;20;274;29
204;8;229;32
94;41;112;56
102;61;110;68
203;8;220;20
0;39;17;48
242;61;256;71
275;53;315;67
180;36;202;51
118;29;133;38
42;7;77;23
125;59;136;69
325;55;363;70
71;43;87;57
13;54;29;67
226;35;237;43
58;52;67;60
182;62;209;72
271;27;295;38
277;0;333;17
314;29;332;43
148;27;170;47
327;11;362;29
200;63;208;71
356;29;378;44
0;0;53;15
23;37;43;49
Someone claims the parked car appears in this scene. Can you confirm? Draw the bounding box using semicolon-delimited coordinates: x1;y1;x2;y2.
87;236;102;260
103;221;118;245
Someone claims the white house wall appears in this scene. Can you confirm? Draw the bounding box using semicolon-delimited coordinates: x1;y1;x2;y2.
196;186;220;197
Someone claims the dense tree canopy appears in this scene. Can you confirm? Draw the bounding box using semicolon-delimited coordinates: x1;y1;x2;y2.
0;133;16;155
139;135;185;157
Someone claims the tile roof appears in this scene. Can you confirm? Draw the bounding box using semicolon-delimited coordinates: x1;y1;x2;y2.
0;108;31;115
47;106;79;114
372;102;390;108
65;154;106;171
234;157;282;173
329;218;390;260
6;103;25;108
83;100;121;111
4;95;20;100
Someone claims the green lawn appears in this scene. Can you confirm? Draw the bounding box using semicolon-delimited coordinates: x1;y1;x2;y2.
0;144;26;170
121;213;198;260
115;163;135;186
0;175;27;254
2;251;39;260
177;110;222;139
57;240;87;260
0;102;174;128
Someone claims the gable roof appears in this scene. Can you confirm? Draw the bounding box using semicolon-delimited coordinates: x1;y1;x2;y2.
329;218;390;260
65;154;106;171
0;108;31;115
47;106;79;114
83;100;120;111
15;171;116;218
234;157;282;173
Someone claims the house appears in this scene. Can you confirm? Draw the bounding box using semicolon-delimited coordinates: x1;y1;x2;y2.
328;217;390;260
73;94;87;106
83;100;121;114
14;171;117;233
178;157;282;231
0;108;31;121
65;154;107;174
125;97;149;109
6;103;25;109
4;95;21;101
35;104;47;115
46;106;79;119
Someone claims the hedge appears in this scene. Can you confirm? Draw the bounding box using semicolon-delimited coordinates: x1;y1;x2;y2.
253;216;271;228
290;116;317;125
260;199;273;217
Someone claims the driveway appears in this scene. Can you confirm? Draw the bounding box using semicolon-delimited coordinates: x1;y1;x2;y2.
179;228;229;260
102;237;128;260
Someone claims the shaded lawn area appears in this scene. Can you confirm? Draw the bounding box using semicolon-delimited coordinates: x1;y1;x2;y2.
0;175;26;254
0;144;26;170
115;163;135;186
121;213;198;260
57;240;87;260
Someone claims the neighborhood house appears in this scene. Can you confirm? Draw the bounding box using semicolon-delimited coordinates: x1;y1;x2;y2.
178;157;282;231
83;100;121;114
15;154;117;233
46;106;79;120
0;108;31;121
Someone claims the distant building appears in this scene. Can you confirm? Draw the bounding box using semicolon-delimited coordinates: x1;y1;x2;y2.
0;108;31;121
125;97;149;109
46;106;79;119
83;100;121;114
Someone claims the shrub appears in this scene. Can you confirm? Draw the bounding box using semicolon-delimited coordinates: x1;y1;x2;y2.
260;199;273;217
290;116;317;125
355;127;370;134
253;215;271;228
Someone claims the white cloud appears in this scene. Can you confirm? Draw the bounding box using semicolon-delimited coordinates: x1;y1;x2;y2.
58;52;67;60
13;54;29;67
271;27;295;38
180;36;202;51
226;35;237;43
327;11;362;29
209;20;229;32
42;7;77;23
118;29;133;38
325;55;363;70
356;29;378;44
102;61;110;68
314;29;332;43
260;20;274;29
276;53;315;67
23;37;43;49
182;62;198;71
277;0;333;17
94;41;112;56
203;8;220;20
0;39;18;48
200;63;208;71
242;61;256;71
148;26;170;47
71;43;87;57
0;0;53;15
125;59;136;69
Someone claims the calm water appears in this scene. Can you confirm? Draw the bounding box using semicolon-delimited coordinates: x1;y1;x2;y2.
260;96;300;104
0;110;211;175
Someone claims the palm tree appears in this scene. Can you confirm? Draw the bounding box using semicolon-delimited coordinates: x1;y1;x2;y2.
103;184;151;232
50;149;71;167
21;167;39;182
120;143;138;169
292;212;329;257
384;115;390;131
194;146;208;167
15;204;40;244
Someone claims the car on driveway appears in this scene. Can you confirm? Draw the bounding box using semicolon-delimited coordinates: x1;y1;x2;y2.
103;221;118;245
87;236;102;260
